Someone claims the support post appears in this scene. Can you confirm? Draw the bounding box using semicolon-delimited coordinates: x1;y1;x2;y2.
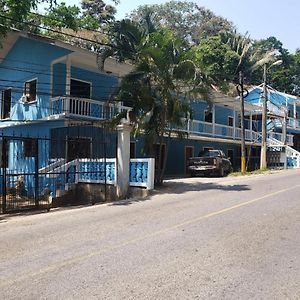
260;64;268;170
116;121;132;199
233;109;236;139
239;72;246;174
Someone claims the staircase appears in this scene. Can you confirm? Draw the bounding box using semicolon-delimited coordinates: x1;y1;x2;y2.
267;136;300;168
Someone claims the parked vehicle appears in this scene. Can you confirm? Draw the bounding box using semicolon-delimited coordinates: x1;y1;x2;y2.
188;150;233;177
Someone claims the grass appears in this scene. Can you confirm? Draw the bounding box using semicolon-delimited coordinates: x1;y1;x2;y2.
229;168;275;177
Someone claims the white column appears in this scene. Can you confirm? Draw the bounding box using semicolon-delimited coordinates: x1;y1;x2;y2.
66;55;71;95
233;109;236;139
212;104;215;136
65;56;71;115
116;121;132;199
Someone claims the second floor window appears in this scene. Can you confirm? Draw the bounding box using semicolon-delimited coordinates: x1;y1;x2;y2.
204;110;212;123
228;116;234;127
1;88;11;119
24;79;37;102
70;79;91;99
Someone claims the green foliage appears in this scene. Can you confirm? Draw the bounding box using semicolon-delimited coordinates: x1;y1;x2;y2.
0;0;55;37
42;2;80;31
129;0;234;45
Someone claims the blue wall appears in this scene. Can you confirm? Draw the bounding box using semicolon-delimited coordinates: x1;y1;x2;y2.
70;66;118;100
0;36;72;122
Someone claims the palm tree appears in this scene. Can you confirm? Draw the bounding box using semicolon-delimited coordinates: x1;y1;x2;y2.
101;18;210;184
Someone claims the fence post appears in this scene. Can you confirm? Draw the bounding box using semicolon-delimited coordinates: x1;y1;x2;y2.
2;138;7;213
34;138;39;208
116;120;132;199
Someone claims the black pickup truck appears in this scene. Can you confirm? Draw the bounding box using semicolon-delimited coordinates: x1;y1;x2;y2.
188;149;233;177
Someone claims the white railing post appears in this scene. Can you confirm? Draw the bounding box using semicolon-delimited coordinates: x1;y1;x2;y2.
147;158;155;190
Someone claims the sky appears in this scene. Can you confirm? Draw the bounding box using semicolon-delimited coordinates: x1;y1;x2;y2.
58;0;300;53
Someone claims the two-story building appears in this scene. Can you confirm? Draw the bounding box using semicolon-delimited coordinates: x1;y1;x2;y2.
1;30;300;212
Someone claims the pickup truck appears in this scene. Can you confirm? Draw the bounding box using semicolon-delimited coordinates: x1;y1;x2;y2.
188;149;233;177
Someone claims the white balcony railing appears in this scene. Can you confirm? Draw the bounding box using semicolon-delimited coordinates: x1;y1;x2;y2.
186;119;293;145
51;96;131;120
50;97;294;146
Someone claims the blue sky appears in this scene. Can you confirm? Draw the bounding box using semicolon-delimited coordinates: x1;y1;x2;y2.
58;0;299;53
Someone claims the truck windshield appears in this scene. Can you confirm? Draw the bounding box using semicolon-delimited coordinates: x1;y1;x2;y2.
202;150;220;157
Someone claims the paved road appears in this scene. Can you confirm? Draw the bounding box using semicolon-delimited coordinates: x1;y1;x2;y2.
1;169;300;299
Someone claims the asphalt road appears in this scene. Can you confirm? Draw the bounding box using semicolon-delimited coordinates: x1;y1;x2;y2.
1;169;300;300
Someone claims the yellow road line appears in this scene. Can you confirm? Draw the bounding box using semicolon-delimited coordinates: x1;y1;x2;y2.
1;183;300;287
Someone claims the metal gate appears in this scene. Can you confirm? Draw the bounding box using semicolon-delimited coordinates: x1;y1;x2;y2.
0;125;116;213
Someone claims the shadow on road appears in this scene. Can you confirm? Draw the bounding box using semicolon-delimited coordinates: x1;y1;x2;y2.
161;181;250;194
109;180;251;206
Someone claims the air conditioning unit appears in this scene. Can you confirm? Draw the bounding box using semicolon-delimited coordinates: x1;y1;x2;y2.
21;95;30;103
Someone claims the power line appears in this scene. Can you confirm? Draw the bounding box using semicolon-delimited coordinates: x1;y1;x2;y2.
0;14;113;48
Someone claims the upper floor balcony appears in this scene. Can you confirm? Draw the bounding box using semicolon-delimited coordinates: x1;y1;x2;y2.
184;119;294;146
51;96;131;120
50;96;294;146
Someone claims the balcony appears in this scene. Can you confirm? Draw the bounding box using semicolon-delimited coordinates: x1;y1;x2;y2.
50;97;294;146
51;96;131;120
185;119;294;146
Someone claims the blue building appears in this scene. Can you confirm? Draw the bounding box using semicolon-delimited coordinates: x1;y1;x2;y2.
1;31;300;211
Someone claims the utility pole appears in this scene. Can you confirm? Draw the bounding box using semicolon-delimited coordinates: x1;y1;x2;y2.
260;64;268;169
239;71;246;174
260;60;282;170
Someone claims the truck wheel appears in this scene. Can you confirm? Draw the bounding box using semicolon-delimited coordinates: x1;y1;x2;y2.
219;167;224;177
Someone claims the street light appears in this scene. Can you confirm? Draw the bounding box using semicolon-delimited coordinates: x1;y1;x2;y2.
260;59;283;170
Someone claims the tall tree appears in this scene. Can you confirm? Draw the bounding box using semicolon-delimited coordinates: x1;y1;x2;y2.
128;1;234;45
0;0;56;39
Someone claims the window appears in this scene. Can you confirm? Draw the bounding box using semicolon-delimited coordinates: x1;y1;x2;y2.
0;139;9;167
24;79;37;102
24;139;37;157
67;138;91;161
130;142;136;158
1;88;11;119
204;110;212;123
227;149;234;161
228;116;234;127
70;79;91;99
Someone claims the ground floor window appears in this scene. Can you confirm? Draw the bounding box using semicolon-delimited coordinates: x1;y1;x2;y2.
24;138;37;157
67;137;91;161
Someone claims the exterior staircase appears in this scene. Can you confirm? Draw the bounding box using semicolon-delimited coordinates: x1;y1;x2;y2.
267;136;300;168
